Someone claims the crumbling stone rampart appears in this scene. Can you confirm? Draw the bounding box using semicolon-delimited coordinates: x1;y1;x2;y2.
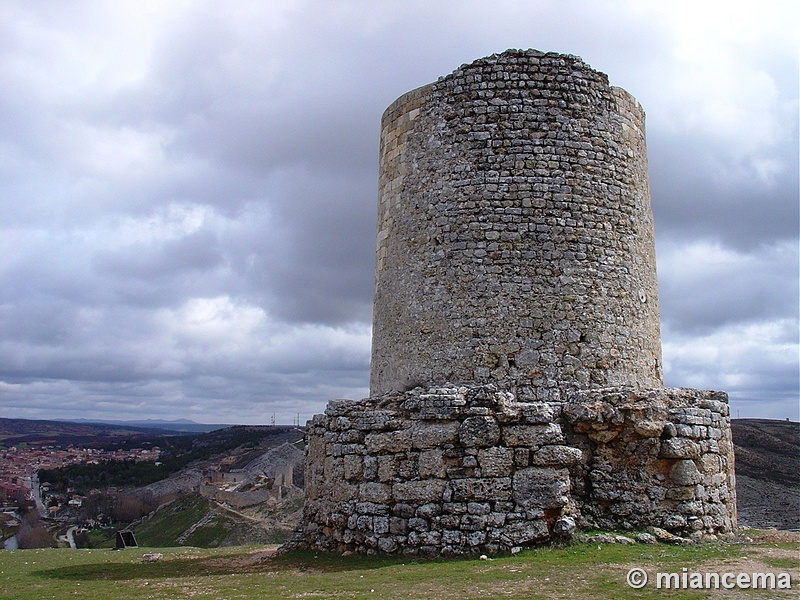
300;49;737;555
302;385;736;555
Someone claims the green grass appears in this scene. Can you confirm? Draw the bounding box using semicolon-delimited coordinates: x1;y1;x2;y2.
81;528;117;549
0;536;795;600
133;495;212;548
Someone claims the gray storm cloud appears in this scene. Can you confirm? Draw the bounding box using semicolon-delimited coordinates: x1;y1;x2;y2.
0;0;796;423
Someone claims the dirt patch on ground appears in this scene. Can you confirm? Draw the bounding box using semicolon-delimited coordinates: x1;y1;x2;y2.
742;528;800;545
202;545;280;570
611;529;799;599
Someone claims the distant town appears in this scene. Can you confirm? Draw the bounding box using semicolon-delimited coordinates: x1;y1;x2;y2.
0;444;161;513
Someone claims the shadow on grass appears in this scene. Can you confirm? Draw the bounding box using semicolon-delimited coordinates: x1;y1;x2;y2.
30;549;428;582
31;541;757;584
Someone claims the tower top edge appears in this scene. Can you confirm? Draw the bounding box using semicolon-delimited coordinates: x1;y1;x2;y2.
382;49;638;125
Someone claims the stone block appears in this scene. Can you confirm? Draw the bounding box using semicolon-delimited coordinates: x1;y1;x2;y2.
530;445;583;466
416;503;441;518
477;447;514;476
365;429;413;453
435;514;461;529
587;427;622;443
373;516;390;534
359;482;392;503
325;399;361;417
450;477;512;502
393;480;447;502
512;467;570;510
520;403;555;424
669;460;703;486
344;454;363;480
486;512;506;527
330;482;358;502
351;410;399;431
377;536;397;552
324;455;344;479
411;421;460;448
363;455;378;479
699;453;722;474
677;500;704;516
633;419;665;437
389;517;409;534
442;529;463;545
377;455;396;481
356;515;373;531
553;516;576;537
502;423;564;446
418;449;447;478
660;438;701;459
501;519;550;545
459;416;501;447
442;502;467;514
418;531;442;546
355;501;389;515
467;530;487;546
467;502;491;515
460;514;487;531
665;486;695;500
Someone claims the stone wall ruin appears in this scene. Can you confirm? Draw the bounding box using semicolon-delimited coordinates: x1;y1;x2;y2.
299;49;737;556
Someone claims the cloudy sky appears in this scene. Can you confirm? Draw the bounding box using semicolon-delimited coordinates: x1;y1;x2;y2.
0;0;797;425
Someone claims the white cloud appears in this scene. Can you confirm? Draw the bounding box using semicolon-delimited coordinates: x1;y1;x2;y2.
657;239;798;332
663;318;799;419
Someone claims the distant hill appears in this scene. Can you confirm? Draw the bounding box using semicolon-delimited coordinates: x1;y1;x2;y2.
0;417;185;447
0;416;294;448
731;418;799;530
65;418;228;433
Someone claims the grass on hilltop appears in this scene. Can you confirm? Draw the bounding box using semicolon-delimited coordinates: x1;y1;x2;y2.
0;532;796;600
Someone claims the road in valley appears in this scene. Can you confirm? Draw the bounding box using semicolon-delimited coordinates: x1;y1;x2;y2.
29;472;47;517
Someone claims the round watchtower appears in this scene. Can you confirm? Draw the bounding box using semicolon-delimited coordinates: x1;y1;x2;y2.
371;49;662;398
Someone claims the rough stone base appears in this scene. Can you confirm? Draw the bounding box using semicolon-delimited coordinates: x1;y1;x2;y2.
301;385;736;556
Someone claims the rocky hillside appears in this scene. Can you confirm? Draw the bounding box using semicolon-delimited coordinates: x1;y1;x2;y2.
732;418;799;530
133;491;302;547
130;433;305;548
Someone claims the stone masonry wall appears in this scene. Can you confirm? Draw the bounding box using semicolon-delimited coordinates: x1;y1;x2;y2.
371;49;662;397
302;385;736;555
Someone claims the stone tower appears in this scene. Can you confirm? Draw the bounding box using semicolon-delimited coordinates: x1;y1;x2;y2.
371;50;661;398
300;50;737;556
